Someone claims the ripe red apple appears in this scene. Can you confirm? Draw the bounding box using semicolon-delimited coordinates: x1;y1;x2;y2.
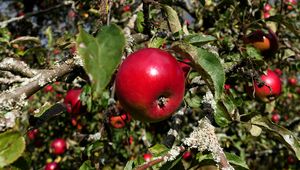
143;153;152;162
274;68;282;76
288;77;297;86
50;138;67;155
45;162;60;170
27;129;39;140
263;12;270;19
253;69;282;102
264;4;272;12
44;85;54;92
64;89;82;114
123;5;131;12
182;151;192;161
271;113;280;123
115;48;185;122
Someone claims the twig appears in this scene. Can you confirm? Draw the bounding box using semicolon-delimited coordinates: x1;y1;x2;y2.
0;58;35;77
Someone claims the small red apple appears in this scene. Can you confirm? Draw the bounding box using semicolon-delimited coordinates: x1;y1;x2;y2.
143;153;152;162
109;112;131;128
27;129;39;140
44;85;54;92
45;162;60;170
50;138;67;155
288;77;297;86
263;12;270;19
271;113;280;123
182;151;192;161
264;4;272;12
123;5;131;12
64;89;82;114
253;69;282;102
115;48;185;122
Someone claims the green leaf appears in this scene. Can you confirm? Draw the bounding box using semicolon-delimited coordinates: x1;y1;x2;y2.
79;160;96;170
160;156;184;170
149;144;169;157
172;42;225;100
148;37;165;48
184;34;216;46
214;102;231;127
0;130;25;168
245;46;263;60
225;152;249;170
124;160;134;170
136;11;144;33
44;27;53;48
77;24;125;98
162;5;182;33
251;116;300;160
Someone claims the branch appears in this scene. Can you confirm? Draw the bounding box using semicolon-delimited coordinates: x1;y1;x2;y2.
0;1;74;28
0;58;79;111
0;58;35;77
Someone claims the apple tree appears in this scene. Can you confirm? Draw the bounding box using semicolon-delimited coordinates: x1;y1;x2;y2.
0;0;299;169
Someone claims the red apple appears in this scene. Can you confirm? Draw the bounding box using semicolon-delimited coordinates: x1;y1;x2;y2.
64;89;82;114
253;69;282;102
178;59;191;77
44;85;54;92
143;153;152;162
271;113;280;123
45;162;60;170
264;4;272;12
123;5;131;12
50;138;67;155
109;115;126;129
27;129;39;140
263;12;270;19
182;151;192;161
274;68;282;76
115;48;185;122
288;77;297;86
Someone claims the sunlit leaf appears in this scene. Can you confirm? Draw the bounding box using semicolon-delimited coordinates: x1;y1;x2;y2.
162;5;182;33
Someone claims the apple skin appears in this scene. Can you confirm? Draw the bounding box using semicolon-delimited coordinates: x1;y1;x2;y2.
264;4;272;12
115;48;185;122
245;29;278;56
63;89;82;114
253;69;282;102
50;138;67;155
271;113;280;123
44;162;60;170
143;153;153;162
182;151;192;161
109;113;131;129
178;59;191;77
288;77;297;86
27;129;39;140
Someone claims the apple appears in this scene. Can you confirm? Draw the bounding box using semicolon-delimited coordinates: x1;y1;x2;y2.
178;59;191;77
271;113;280;123
288;77;297;86
123;5;131;12
274;68;282;76
64;89;83;114
115;48;185;122
143;153;152;162
245;29;278;55
253;69;282;102
109;113;131;129
182;151;192;161
264;4;272;12
27;129;39;140
50;138;67;155
263;12;270;19
44;85;54;92
45;162;59;170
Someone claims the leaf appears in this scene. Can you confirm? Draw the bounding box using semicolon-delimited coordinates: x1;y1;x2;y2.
184;34;216;46
172;42;225;100
136;11;144;33
124;160;134;170
245;46;263;60
214;102;231;127
162;5;182;33
79;160;96;170
148;37;165;48
251;116;300;160
149;144;169;157
160;156;184;170
0;130;25;168
225;152;249;170
77;24;125;98
33;103;66;127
